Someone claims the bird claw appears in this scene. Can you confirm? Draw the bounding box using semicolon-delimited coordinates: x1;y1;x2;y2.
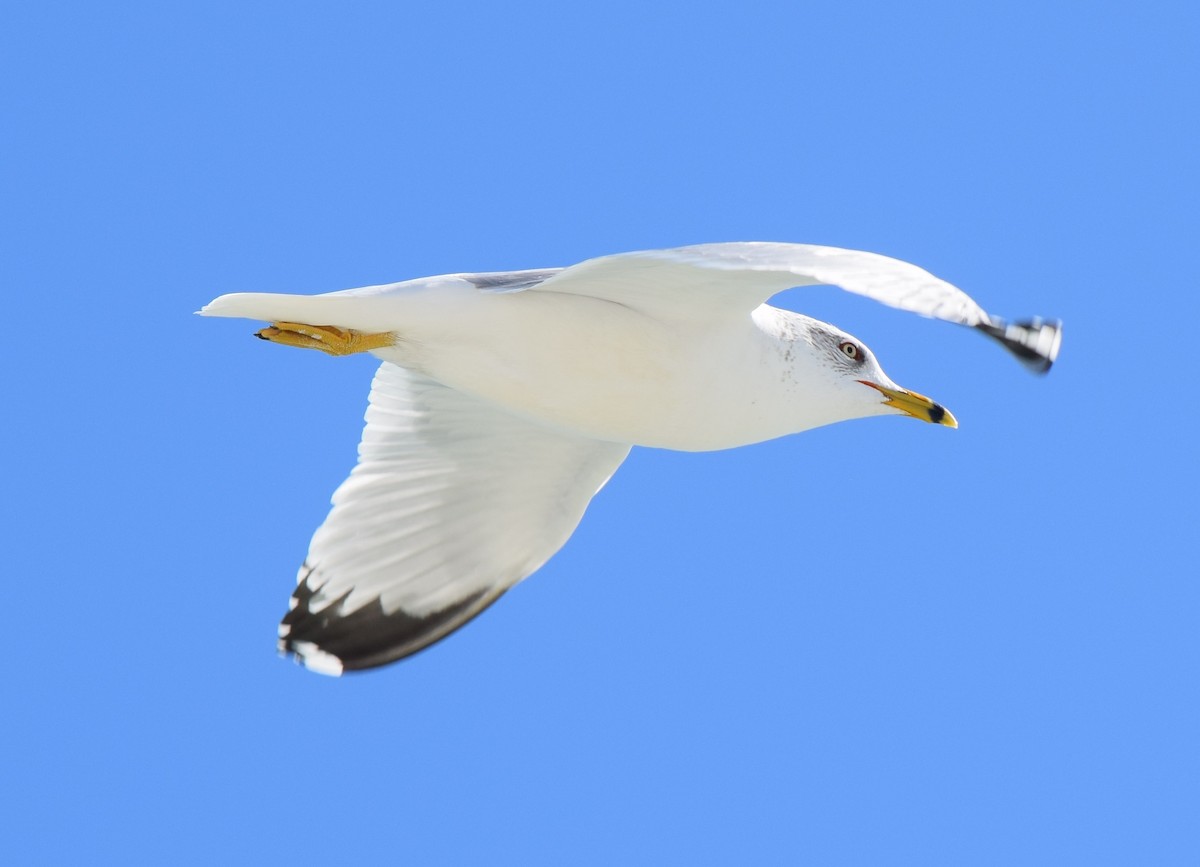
255;322;395;356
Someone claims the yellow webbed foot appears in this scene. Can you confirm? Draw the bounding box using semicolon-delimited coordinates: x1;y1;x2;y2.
255;322;396;356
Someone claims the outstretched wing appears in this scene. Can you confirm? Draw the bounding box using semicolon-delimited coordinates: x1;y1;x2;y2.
279;362;630;675
529;243;1061;372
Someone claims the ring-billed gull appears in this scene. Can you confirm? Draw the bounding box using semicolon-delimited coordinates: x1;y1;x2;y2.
201;242;1061;675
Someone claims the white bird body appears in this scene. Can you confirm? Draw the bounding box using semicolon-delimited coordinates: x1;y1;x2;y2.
202;242;1061;674
378;283;749;450
374;293;854;451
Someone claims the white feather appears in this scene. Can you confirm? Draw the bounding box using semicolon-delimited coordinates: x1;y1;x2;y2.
301;362;629;620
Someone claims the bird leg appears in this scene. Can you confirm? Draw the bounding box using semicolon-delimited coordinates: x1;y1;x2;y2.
255;322;396;356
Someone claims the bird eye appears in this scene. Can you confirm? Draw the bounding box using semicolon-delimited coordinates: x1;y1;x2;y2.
839;341;861;360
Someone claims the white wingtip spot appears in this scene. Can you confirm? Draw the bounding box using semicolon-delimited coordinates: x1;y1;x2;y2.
287;641;345;677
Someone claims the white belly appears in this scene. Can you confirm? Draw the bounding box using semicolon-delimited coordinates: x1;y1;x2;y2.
374;290;795;451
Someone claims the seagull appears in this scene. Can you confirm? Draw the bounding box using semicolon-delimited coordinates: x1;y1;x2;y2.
201;242;1061;675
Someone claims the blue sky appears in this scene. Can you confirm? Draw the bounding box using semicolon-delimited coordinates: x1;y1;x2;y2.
4;1;1197;864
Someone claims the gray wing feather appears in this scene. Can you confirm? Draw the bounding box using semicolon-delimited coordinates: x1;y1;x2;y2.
529;242;1061;372
459;269;563;293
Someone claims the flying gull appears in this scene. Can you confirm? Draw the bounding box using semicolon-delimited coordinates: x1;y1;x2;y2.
201;242;1061;675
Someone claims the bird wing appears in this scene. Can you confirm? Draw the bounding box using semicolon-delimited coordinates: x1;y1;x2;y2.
279;361;630;675
526;243;1061;372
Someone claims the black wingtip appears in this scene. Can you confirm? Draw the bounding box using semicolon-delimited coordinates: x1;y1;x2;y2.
278;563;507;673
976;317;1062;374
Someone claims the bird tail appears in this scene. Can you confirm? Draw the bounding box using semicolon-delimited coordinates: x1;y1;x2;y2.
200;292;369;330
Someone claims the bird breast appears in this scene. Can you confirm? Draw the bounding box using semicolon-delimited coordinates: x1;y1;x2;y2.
373;290;813;451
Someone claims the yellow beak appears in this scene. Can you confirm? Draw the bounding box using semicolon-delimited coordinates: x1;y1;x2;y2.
858;381;958;428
